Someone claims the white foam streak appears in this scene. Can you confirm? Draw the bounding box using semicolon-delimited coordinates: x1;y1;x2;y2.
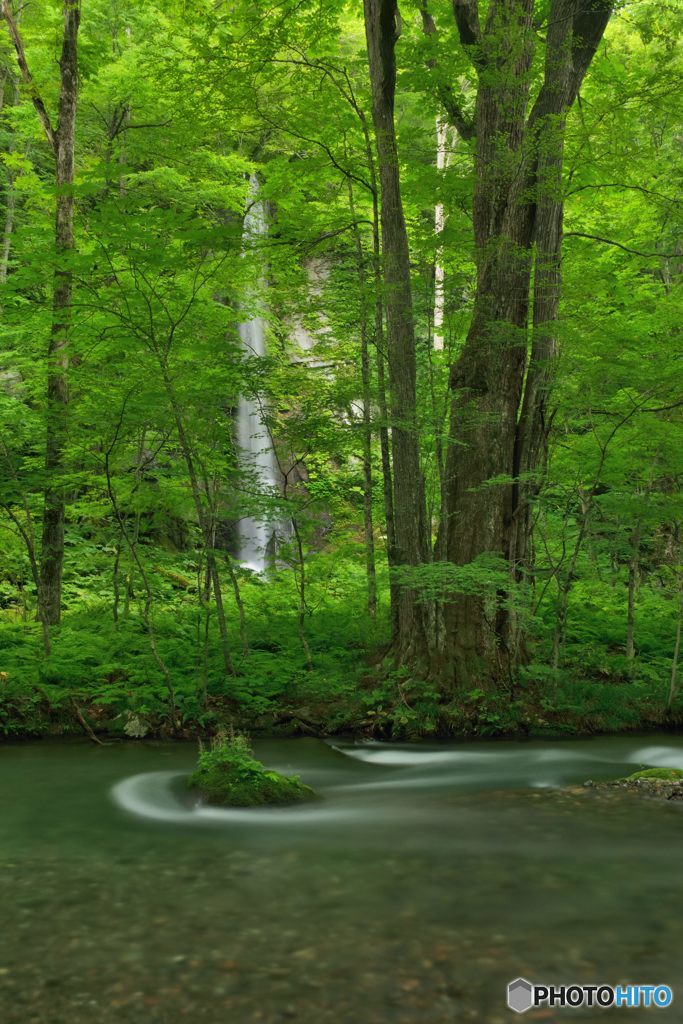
111;771;358;828
335;748;500;767
627;746;683;770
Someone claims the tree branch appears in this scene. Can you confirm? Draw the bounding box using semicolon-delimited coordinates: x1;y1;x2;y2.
566;182;680;204
564;231;680;259
113;119;172;139
452;0;483;67
568;0;613;105
0;0;56;153
419;0;474;138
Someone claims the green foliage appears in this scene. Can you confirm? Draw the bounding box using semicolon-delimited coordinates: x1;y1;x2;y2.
392;554;513;602
188;732;317;807
0;550;377;736
0;0;680;743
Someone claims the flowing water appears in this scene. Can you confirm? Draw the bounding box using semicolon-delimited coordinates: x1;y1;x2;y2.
1;734;682;1022
236;174;278;573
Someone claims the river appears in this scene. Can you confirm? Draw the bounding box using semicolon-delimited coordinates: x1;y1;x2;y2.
1;734;682;1022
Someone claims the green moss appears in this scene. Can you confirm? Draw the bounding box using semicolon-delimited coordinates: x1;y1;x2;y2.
188;733;317;807
625;767;683;782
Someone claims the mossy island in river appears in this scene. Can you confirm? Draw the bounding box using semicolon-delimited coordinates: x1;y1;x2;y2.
188;734;317;807
583;767;683;802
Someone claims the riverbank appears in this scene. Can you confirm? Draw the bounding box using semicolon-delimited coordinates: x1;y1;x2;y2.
1;680;682;745
2;612;681;744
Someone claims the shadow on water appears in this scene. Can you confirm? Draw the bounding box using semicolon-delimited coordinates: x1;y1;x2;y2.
1;734;682;1022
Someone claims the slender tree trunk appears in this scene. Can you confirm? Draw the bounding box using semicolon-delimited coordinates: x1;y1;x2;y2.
0;169;15;285
2;0;81;625
0;75;18;287
356;83;399;640
0;34;18;286
112;539;121;624
371;172;399;640
104;440;177;729
159;361;236;677
224;552;249;658
279;467;313;670
292;514;313;670
667;574;683;710
625;522;641;672
347;178;377;619
40;1;80;625
364;0;432;668
551;491;591;670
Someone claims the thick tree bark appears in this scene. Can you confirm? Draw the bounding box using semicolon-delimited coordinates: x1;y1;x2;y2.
364;0;432;667
438;0;612;689
440;0;536;688
2;0;81;625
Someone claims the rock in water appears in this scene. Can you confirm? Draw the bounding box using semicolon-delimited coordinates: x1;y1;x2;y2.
188;734;317;807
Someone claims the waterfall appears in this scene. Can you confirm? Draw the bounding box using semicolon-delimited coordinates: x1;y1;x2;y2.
433;117;459;351
236;175;278;573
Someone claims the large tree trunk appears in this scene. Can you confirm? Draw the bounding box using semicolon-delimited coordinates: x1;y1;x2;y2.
364;0;433;668
438;0;612;690
440;0;536;689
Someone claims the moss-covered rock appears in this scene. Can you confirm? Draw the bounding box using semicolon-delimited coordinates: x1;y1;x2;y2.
188;734;317;807
583;766;683;802
624;767;683;782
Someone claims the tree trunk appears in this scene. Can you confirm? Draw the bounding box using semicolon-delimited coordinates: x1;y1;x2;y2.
2;0;81;625
348;178;377;619
0;76;18;286
354;97;399;637
159;360;236;677
667;578;683;710
625;522;641;672
370;153;399;640
40;1;79;625
440;0;536;689
438;0;612;690
364;0;432;668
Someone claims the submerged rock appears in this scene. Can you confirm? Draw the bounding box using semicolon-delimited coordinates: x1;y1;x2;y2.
584;767;683;802
188;734;317;807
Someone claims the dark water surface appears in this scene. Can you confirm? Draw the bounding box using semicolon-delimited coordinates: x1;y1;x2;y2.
1;734;682;1022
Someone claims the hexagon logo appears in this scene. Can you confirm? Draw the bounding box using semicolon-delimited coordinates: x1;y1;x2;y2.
508;978;534;1014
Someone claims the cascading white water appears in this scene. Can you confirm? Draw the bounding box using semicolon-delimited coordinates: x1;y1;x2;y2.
236;175;279;573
